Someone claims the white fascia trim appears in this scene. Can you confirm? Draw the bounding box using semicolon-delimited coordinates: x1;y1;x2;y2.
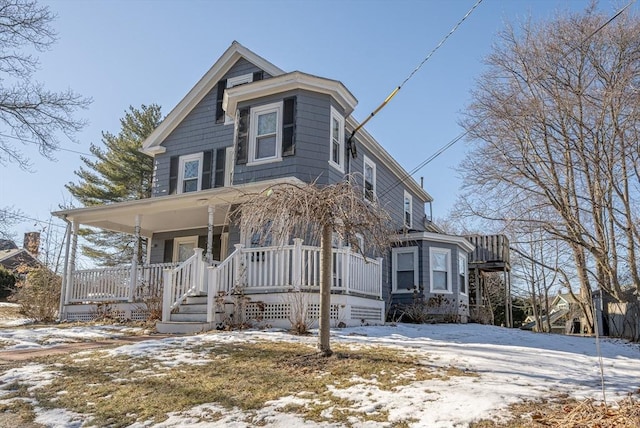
52;176;306;224
140;146;166;156
224;71;358;118
345;116;432;203
140;41;285;155
396;231;475;252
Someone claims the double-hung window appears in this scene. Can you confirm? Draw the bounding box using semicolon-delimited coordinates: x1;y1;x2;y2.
249;101;282;165
392;247;419;293
329;106;344;172
178;153;203;193
364;155;376;202
430;247;451;293
458;253;468;294
404;190;413;228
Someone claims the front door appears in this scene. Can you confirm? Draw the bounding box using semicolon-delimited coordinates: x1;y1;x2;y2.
173;236;198;263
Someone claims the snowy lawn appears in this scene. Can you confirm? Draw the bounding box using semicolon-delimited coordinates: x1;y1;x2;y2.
0;323;638;427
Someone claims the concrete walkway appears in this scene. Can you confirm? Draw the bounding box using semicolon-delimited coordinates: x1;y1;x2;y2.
0;334;172;364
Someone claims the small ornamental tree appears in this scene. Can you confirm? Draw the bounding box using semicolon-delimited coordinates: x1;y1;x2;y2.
10;265;61;322
237;178;395;356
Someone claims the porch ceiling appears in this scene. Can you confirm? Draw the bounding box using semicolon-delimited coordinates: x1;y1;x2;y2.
52;177;305;237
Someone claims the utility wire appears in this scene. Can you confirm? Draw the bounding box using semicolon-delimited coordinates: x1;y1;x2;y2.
0;132;95;157
347;0;484;147
0;209;67;230
381;0;636;197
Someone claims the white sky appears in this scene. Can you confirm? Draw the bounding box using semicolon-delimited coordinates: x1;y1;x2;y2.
1;0;635;259
0;322;638;427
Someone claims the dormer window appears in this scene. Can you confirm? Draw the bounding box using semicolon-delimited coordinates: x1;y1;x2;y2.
329;106;344;172
250;101;282;164
236;97;296;165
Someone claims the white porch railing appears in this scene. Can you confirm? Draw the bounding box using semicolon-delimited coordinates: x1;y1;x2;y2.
207;239;382;298
161;248;211;322
68;262;179;303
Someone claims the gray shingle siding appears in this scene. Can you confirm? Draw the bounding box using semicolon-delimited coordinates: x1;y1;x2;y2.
152;59;267;197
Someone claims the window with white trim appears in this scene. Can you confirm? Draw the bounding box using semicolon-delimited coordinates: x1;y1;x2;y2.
173;236;198;263
364;155;376;202
430;247;451;293
392;247;419;293
404;190;413;228
224;73;254;124
458;252;468;294
329;106;344;172
178;153;203;193
249;101;283;165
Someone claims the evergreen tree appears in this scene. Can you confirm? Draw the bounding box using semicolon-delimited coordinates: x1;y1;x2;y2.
66;104;162;266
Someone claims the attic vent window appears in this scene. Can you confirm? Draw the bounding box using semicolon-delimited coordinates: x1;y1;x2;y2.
224;73;254;125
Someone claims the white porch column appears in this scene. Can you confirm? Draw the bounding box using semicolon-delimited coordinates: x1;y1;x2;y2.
207;205;215;264
129;214;141;302
58;220;72;320
292;239;303;290
234;243;245;288
65;220;79;306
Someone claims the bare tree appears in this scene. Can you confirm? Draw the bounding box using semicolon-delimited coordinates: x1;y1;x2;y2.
237;178;394;356
0;0;90;169
457;6;640;328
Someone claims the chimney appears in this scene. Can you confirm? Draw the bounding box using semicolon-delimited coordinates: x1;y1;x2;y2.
23;232;40;256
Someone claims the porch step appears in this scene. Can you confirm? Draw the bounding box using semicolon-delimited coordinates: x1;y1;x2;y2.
156;321;216;334
185;295;208;305
170;312;207;322
176;303;207;314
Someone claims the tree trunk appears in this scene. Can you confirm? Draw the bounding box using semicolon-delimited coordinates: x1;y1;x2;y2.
318;224;333;356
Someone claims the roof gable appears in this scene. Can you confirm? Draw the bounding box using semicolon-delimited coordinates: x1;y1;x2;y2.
141;41;284;155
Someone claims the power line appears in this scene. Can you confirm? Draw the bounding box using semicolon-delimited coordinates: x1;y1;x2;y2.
0;209;67;230
347;0;484;148
382;0;636;198
0;132;95;157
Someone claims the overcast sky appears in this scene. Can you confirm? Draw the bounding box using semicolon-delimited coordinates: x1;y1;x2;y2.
1;0;632;255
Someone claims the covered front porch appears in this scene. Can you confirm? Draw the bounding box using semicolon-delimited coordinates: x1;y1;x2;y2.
54;179;384;332
61;242;384;331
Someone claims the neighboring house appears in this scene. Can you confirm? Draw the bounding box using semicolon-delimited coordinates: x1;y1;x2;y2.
522;293;584;334
0;233;41;273
53;42;475;332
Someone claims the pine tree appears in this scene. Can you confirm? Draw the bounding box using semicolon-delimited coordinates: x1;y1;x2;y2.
66;104;162;266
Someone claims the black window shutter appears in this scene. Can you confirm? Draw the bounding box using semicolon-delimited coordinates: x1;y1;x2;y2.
282;97;296;157
215;79;227;124
202;150;213;190
169;156;179;195
214;148;226;188
253;71;264;82
198;235;207;252
236;108;249;164
163;239;174;263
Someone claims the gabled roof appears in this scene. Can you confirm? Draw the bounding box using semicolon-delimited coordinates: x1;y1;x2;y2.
0;247;40;272
141;41;285;155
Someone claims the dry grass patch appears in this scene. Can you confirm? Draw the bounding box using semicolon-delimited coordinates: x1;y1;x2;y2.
2;339;476;427
471;395;640;428
0;303;22;321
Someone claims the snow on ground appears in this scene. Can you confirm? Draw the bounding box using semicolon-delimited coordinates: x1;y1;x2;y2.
0;323;638;427
0;302;32;327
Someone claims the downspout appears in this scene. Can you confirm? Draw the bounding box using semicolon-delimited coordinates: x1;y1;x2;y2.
58;216;72;321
